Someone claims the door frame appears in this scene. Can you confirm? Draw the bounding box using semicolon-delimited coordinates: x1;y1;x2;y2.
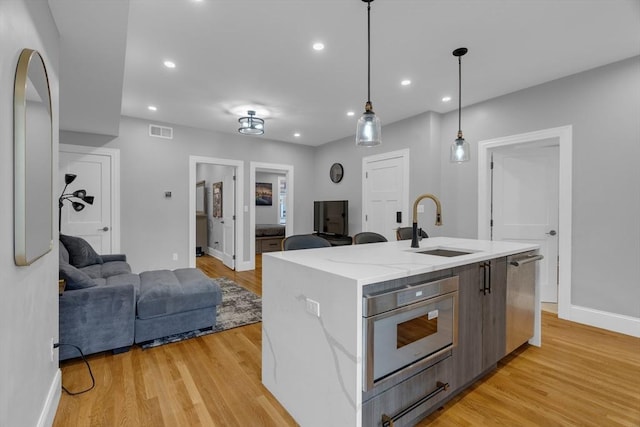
249;162;294;270
477;126;572;323
59;143;121;252
361;148;410;234
189;156;244;270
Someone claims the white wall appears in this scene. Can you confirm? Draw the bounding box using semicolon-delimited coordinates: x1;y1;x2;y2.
315;56;640;321
60;116;316;272
439;56;640;319
0;1;61;426
313;111;442;236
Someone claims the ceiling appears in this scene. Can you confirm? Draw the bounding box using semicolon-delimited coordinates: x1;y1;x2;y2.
50;0;640;146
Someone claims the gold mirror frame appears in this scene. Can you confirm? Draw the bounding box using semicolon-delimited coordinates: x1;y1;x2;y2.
14;48;53;266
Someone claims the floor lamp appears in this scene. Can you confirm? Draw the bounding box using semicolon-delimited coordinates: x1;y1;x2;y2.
58;173;94;232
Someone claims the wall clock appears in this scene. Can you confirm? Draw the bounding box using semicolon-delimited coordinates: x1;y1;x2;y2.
329;163;344;183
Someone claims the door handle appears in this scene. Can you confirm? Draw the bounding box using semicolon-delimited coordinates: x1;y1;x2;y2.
546;230;557;236
99;226;109;232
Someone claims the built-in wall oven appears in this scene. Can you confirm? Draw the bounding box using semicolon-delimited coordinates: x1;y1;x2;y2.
363;276;458;391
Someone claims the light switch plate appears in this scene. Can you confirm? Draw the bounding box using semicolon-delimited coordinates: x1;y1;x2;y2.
305;298;320;317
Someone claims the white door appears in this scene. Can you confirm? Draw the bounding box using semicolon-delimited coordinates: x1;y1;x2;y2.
363;150;409;241
492;144;559;302
221;173;235;269
59;149;113;253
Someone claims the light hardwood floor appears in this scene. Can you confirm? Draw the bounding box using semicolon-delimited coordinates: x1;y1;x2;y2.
54;255;640;426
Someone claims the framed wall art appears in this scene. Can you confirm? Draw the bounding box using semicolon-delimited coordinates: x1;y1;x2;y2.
256;182;273;206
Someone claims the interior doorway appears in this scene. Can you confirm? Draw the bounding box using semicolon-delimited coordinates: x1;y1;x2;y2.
59;144;121;253
362;149;410;241
249;162;294;270
478;126;572;324
492;143;559;303
189;156;244;271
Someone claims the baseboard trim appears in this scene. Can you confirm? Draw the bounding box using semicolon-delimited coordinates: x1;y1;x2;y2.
37;368;61;427
562;305;640;337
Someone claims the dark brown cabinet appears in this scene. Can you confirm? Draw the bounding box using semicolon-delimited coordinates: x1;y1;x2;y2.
452;257;507;389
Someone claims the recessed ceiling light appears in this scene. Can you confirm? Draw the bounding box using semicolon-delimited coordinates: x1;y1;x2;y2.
312;42;325;51
347;111;355;116
148;105;157;111
163;60;176;69
294;133;301;138
442;96;452;102
401;79;411;86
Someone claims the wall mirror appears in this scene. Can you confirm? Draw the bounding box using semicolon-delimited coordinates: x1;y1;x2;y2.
14;48;53;266
196;180;206;214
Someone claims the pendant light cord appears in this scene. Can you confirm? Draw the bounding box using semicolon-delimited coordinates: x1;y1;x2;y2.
367;0;371;103
458;55;462;133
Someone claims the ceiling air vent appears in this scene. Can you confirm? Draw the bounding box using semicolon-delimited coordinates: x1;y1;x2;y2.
149;124;173;139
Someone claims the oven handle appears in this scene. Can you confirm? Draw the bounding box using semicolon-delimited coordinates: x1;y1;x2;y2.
367;291;457;322
381;381;450;427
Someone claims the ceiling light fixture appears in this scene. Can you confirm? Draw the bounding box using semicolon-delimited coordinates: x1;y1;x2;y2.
238;110;264;135
163;60;176;68
148;105;157;111
442;96;451;102
347;111;355;116
401;79;411;86
355;0;381;147
450;47;470;163
313;42;325;51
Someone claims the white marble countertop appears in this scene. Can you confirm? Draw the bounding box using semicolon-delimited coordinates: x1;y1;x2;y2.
264;237;539;286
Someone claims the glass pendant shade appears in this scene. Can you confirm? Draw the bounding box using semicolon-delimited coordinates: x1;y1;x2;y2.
450;134;470;163
238;110;264;135
356;109;382;147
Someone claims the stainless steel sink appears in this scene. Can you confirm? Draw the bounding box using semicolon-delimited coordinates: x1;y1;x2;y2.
416;249;473;257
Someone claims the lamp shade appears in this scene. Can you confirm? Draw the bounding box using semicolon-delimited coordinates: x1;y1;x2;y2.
64;173;77;185
450;135;470;163
71;201;85;212
356;110;382;147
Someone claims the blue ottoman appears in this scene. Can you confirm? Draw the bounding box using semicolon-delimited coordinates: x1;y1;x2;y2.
134;268;222;343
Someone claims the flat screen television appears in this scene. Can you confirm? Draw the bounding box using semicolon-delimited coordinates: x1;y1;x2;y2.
313;200;348;236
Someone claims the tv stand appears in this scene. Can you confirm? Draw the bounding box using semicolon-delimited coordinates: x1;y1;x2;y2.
316;233;352;246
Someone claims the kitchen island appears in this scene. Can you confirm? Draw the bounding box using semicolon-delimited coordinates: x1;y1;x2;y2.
262;237;540;427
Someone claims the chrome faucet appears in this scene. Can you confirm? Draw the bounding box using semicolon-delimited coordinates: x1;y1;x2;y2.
411;193;442;248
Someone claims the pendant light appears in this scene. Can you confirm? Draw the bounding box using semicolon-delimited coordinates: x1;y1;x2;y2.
355;0;381;147
238;110;264;135
450;47;470;162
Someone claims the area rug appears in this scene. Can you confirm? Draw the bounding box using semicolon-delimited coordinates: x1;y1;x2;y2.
140;277;262;349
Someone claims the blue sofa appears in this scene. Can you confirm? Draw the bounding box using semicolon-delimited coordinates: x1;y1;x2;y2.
58;235;222;360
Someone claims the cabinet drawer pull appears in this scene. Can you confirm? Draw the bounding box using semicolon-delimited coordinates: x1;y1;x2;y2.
381;381;449;427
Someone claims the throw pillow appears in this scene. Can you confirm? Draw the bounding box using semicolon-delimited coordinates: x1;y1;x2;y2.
59;261;98;290
59;234;103;268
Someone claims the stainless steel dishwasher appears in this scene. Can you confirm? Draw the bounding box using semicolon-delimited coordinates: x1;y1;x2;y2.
506;251;544;354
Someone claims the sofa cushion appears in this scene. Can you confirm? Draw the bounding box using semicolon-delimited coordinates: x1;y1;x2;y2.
81;261;132;280
136;269;222;320
60;234;103;268
59;242;70;264
59;261;98;290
